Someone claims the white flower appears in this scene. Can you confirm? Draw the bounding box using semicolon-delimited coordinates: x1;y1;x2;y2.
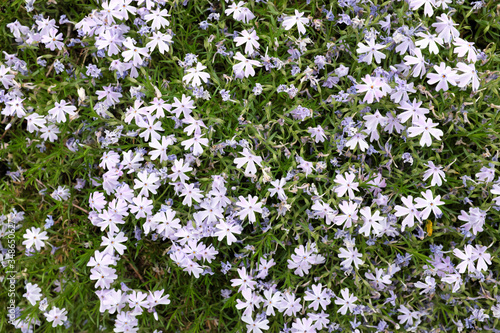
22;227;49;251
43;307;68;327
183;62;210;87
334;288;357;315
282;10;309;35
233;52;261;78
234;29;260;55
356;38;386;65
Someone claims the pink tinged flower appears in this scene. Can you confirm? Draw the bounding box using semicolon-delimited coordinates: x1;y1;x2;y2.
101;231;128;255
334;288;357;315
233;52;262;78
236;195;263;223
397;98;429;123
291;317;316;333
407;117;443;147
414;276;436;294
427;62;459;92
149;136;173;163
458;207;486;235
180;183;204;207
282;10;309;35
453;38;478;63
414;189;445;220
171;94;195;118
129;195;153;218
48;100;77;123
308;125;327;143
180;134;209;156
5;96;26;118
231;267;257;292
365;268;392;289
168;158;192;183
148;290;171;308
394;195;421;231
442;273;462;293
0;65;15;89
356;38;386;65
43;307;68;327
236;288;262;317
128;291;149;313
262;289;282;316
22;227;49;251
397;305;420;326
279;292;302;317
234;148;263;175
476;166;495;183
268;178;288;201
183;62;210;87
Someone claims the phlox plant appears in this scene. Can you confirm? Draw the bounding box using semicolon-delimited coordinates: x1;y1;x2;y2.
1;0;500;332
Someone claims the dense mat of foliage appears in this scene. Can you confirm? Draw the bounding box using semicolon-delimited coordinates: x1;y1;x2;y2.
1;0;500;332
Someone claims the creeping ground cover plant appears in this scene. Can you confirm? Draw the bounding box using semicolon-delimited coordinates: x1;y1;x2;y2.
1;0;500;332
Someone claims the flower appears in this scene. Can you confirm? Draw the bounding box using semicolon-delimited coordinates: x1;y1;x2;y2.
23;283;42;306
394;195;421;231
304;283;331;311
233;52;262;78
414;189;445;220
22;227;49;251
423;161;446;186
334;172;359;199
355;75;391;104
242;315;269;333
235;195;263;223
147;31;173;54
234;148;263;175
334;288;357;315
432;14;459;42
234;29;260;55
356;38;386;65
407;117;443;147
43;307;68;327
282;10;309;35
214;220;242;245
426;62;459;92
338;246;364;269
183;62;210;87
133;170;160;197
